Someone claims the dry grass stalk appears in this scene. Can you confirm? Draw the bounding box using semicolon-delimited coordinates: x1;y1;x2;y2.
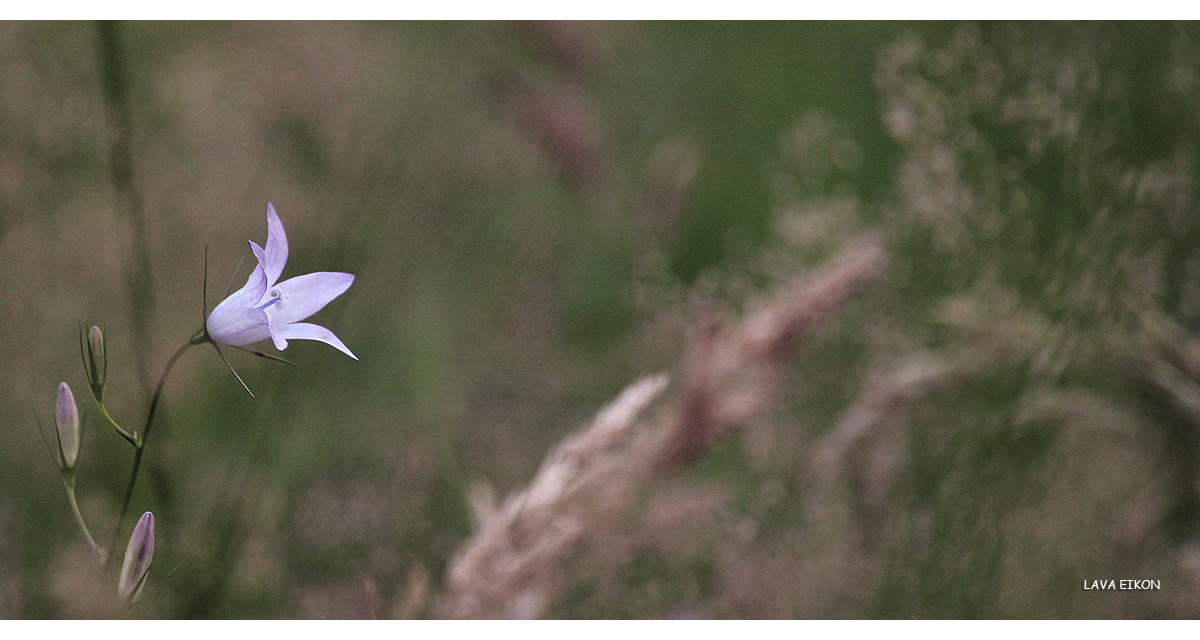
439;373;671;619
809;354;954;505
438;238;885;619
658;238;886;469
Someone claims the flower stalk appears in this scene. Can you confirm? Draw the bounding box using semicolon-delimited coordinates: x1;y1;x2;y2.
63;474;103;562
106;338;195;564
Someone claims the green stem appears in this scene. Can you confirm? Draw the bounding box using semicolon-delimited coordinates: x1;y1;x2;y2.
63;475;104;563
96;401;137;447
106;338;197;564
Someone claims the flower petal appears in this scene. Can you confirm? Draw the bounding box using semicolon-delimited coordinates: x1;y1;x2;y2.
206;262;270;345
271;272;355;325
249;240;266;271
265;311;287;351
276;322;358;360
263;203;289;287
208;307;273;346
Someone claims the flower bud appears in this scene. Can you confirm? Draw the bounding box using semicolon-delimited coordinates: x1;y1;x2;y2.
118;511;155;602
83;325;106;401
54;382;80;470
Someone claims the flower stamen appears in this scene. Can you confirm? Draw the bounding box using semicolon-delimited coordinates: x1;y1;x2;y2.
254;289;288;311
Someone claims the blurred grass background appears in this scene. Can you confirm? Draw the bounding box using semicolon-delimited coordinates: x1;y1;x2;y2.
4;21;1200;618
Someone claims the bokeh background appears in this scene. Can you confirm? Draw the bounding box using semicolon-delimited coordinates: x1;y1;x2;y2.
4;21;1200;618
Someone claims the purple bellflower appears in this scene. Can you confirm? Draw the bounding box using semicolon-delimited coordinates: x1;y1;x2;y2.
206;203;357;360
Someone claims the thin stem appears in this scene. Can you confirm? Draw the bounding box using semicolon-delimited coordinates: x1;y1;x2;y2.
63;476;104;563
98;20;156;399
107;338;196;564
108;447;144;567
96;401;137;447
